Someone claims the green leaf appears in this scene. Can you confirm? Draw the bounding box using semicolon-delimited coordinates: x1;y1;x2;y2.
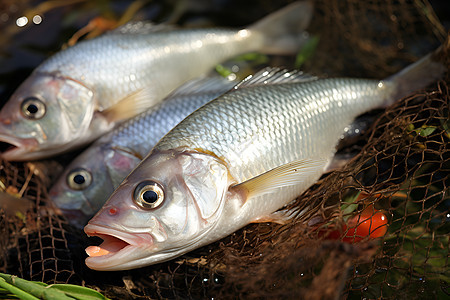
48;284;109;300
215;64;232;78
0;273;108;300
233;52;269;64
418;125;436;137
340;191;361;219
440;119;450;138
406;124;437;137
295;35;320;68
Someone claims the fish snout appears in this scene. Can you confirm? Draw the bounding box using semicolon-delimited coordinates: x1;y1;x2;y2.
87;203;124;227
0;118;12;125
0;131;39;161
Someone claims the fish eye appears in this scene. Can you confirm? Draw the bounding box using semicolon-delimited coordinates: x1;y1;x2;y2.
67;168;92;190
133;181;165;209
21;97;46;119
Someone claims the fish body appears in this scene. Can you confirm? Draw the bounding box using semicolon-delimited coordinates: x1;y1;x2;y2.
84;49;446;271
0;1;313;161
49;75;236;227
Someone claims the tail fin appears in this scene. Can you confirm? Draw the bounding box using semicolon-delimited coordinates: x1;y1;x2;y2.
249;1;314;55
384;39;448;107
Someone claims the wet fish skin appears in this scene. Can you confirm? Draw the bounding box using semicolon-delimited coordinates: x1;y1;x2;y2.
0;1;313;161
84;75;386;270
84;48;446;271
49;76;236;228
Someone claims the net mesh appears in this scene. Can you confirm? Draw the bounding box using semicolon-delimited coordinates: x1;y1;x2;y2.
0;0;448;299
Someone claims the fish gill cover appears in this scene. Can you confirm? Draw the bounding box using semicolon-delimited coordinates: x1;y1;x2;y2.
0;0;448;299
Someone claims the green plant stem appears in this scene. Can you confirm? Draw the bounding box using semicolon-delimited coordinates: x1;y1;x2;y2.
0;278;38;300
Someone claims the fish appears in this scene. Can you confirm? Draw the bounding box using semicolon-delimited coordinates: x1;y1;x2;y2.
0;1;313;161
48;75;237;228
83;48;446;271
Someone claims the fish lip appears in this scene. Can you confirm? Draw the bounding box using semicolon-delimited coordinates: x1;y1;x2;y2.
0;133;38;160
84;223;151;246
84;224;154;270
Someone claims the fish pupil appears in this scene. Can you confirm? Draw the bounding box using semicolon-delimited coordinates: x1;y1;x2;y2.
142;190;158;204
27;104;38;114
73;174;85;185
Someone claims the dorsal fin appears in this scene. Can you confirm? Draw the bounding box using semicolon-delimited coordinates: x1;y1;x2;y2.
109;21;176;35
233;67;318;90
168;75;236;97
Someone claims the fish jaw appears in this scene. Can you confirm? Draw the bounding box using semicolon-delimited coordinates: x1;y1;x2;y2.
0;131;39;161
0;130;79;161
83;149;233;270
84;224;156;271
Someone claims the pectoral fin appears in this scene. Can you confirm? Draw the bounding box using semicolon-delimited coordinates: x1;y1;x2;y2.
251;210;296;225
232;157;328;201
103;87;155;123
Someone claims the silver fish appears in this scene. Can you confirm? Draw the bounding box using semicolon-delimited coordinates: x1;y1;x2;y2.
48;75;236;228
0;1;313;161
84;49;446;271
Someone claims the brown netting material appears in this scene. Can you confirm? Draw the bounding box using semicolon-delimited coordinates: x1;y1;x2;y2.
0;0;449;299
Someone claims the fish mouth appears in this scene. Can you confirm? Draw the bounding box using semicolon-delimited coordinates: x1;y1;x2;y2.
0;133;38;161
84;224;154;271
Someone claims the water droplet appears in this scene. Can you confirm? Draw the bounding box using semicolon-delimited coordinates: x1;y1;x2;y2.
238;29;249;38
32;15;42;25
16;16;28;27
227;73;236;81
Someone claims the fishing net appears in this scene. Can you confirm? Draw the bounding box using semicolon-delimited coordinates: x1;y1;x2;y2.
0;0;448;299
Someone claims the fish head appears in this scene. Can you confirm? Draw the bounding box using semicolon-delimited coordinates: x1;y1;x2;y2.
49;144;142;228
0;72;94;160
84;149;233;271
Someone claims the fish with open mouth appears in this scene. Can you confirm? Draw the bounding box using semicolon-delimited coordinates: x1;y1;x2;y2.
0;1;313;161
84;48;446;271
49;75;236;228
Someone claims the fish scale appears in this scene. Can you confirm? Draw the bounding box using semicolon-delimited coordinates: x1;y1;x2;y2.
38;28;256;110
155;78;384;182
108;84;238;155
0;1;313;161
49;75;237;227
83;45;446;271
